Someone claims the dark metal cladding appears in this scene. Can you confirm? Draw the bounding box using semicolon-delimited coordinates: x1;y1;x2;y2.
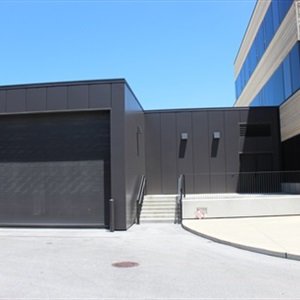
145;107;281;194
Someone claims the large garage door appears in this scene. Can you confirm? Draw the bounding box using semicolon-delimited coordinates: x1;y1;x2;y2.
0;111;110;227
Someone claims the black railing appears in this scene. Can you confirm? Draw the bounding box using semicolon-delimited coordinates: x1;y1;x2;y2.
136;175;146;225
182;171;300;194
176;174;185;224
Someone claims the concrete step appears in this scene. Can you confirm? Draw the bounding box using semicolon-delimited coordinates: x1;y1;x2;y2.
142;206;176;211
140;195;177;223
138;218;176;223
141;212;175;217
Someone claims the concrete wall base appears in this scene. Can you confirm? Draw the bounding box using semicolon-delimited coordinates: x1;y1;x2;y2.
183;194;300;219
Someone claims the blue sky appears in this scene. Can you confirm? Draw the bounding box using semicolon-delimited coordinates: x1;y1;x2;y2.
0;0;256;110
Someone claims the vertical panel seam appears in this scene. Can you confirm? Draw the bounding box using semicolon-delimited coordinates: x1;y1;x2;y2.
25;88;28;112
46;87;49;111
191;112;195;193
87;84;91;109
207;111;211;192
224;111;228;192
175;113;178;180
4;90;7;113
159;113;162;193
67;86;70;109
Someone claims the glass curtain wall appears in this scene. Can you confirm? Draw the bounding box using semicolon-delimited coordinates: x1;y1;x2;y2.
235;0;294;100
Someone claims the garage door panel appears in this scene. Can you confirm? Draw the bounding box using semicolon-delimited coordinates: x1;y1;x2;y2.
0;112;110;227
0;113;110;162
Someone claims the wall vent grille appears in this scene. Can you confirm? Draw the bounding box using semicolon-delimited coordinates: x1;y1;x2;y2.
239;124;271;137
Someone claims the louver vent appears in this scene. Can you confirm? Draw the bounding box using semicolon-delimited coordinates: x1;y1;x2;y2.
239;124;271;137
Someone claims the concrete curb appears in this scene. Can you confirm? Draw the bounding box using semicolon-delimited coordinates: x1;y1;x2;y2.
181;222;300;262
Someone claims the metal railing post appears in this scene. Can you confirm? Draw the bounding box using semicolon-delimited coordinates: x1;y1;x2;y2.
176;174;184;224
109;198;114;232
183;174;186;198
136;175;146;225
136;201;140;225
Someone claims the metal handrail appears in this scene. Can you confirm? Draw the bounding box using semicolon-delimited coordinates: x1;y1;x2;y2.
178;171;300;194
136;175;146;225
176;174;185;224
177;174;186;202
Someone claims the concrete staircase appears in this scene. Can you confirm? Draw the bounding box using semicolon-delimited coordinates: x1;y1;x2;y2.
140;195;177;223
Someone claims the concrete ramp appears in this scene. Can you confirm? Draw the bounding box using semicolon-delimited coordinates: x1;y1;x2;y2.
183;194;300;219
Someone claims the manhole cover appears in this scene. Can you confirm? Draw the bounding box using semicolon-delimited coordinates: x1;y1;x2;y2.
112;261;139;268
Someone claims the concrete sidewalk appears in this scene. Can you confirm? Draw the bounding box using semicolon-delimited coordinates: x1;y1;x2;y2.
182;215;300;261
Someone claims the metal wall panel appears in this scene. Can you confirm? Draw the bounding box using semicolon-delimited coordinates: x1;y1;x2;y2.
145;113;162;194
6;89;26;112
282;133;300;170
239;109;251;152
124;85;145;228
224;111;240;192
0;91;6;113
145;107;281;195
68;85;89;109
192;111;210;193
46;86;68;110
89;84;111;108
0;79;132;230
161;113;177;193
239;107;281;172
0;111;110;227
176;112;194;193
26;88;47;112
224;111;239;172
110;83;126;229
208;111;226;192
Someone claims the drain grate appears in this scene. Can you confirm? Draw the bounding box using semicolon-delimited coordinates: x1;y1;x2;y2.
112;261;139;268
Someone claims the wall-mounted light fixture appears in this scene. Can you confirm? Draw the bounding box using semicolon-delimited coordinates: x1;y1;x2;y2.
137;126;142;134
213;131;220;139
181;133;188;140
136;126;142;156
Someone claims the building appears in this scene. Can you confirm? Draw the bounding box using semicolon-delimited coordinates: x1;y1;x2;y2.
234;0;300;170
3;1;300;229
2;1;300;229
0;79;282;229
0;80;145;230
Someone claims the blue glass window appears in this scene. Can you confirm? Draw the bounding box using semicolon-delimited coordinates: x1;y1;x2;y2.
235;76;241;99
264;79;272;106
250;95;260;107
290;43;300;94
273;65;284;105
279;0;294;22
248;43;257;76
236;0;295;103
264;5;274;48
256;25;265;62
271;1;280;34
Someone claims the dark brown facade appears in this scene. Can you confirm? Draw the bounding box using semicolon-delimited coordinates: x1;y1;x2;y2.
145;107;281;194
0;79;282;229
0;79;145;230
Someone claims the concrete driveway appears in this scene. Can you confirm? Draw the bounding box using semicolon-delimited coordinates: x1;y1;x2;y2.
0;224;300;299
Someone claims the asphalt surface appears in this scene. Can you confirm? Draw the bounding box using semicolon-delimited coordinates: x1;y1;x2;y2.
0;224;300;299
